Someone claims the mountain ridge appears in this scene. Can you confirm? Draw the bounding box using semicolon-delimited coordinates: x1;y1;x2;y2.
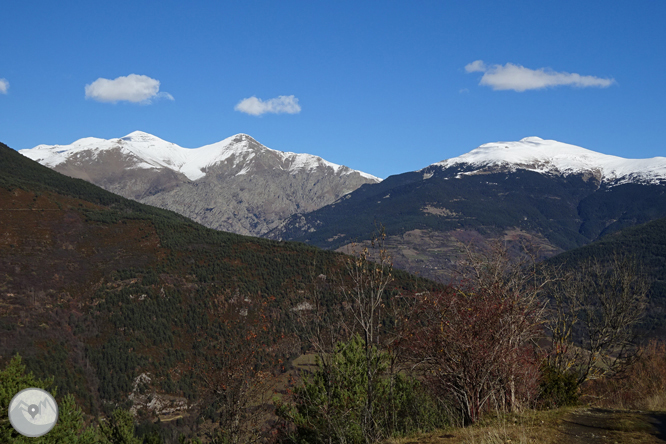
426;137;666;186
19;132;380;236
267;138;666;283
21;131;382;182
20;133;666;277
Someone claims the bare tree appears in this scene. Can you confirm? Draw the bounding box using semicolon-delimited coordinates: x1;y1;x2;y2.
453;239;553;301
338;229;394;443
455;241;560;410
282;227;398;443
401;240;552;424
281;264;359;443
404;287;543;424
293;266;349;365
544;253;650;385
194;294;283;444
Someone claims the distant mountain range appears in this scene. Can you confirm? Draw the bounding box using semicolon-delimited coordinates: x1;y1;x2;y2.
20;132;380;236
266;137;666;282
20;134;666;283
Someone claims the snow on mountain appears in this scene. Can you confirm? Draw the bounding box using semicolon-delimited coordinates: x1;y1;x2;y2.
430;137;666;185
21;131;381;182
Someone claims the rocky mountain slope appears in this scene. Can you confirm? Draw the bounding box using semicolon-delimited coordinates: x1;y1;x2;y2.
267;137;666;282
20;132;380;236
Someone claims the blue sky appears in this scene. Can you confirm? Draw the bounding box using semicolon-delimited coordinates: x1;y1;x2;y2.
2;0;665;179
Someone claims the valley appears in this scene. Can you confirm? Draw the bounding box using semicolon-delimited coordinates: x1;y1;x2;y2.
22;134;666;286
4;3;665;443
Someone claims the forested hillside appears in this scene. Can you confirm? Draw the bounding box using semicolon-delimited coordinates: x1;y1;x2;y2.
0;141;438;440
267;158;666;284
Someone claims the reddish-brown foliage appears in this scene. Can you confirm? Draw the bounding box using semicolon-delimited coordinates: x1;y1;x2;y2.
400;284;542;424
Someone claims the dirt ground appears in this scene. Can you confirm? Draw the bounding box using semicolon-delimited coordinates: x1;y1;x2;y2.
555;408;666;443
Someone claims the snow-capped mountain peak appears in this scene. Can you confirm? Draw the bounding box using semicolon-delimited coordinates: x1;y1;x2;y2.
430;137;666;185
20;132;381;182
18;131;381;238
120;130;165;142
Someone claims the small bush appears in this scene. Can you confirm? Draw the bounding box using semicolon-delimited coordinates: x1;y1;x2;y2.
538;363;579;409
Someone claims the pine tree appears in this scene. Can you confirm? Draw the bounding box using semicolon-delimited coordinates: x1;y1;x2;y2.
99;409;140;444
0;354;102;443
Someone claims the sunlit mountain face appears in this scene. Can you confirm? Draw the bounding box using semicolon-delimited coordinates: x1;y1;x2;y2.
20;132;380;237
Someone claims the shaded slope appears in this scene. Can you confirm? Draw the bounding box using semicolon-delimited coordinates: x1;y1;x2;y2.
268;164;666;262
268;168;599;250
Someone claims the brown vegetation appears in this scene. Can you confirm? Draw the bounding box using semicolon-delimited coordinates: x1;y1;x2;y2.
544;254;650;385
399;241;549;425
582;339;666;411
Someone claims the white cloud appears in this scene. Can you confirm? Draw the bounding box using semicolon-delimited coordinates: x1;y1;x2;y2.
465;60;615;92
0;78;8;94
85;74;174;103
234;95;301;116
464;60;486;73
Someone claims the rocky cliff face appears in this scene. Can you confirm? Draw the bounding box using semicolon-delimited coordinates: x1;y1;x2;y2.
21;132;380;236
139;154;377;236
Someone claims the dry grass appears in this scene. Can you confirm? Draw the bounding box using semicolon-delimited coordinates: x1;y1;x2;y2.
383;340;666;444
276;347;666;444
582;339;666;411
247;345;666;444
383;406;666;444
383;408;571;444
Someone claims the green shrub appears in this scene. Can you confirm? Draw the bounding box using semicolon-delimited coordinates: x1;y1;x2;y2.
276;335;445;443
538;363;579;408
0;354;102;443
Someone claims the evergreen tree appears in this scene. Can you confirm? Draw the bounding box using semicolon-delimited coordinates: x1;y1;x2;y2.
276;335;442;443
99;409;140;444
0;354;102;443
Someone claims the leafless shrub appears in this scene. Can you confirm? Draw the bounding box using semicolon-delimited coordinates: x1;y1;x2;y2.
194;295;286;444
544;254;650;385
402;241;549;424
582;339;666;410
284;226;426;443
